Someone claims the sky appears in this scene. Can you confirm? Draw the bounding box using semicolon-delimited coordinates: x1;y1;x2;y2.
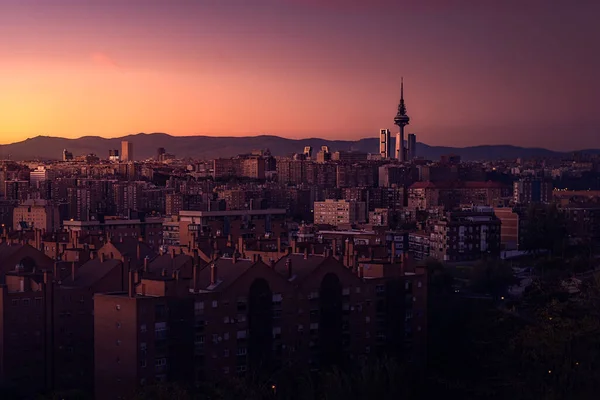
1;0;599;150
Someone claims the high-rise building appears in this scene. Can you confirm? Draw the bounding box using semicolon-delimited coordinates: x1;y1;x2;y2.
13;199;61;231
62;149;73;161
313;199;367;226
121;141;133;162
108;149;120;161
407;133;417;160
156;147;166;161
513;178;554;204
379;129;391;159
394;78;410;162
29;166;54;188
303;146;313;159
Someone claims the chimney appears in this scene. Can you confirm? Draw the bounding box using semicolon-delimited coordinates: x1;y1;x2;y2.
89;251;95;260
238;237;244;254
161;268;168;277
143;256;149;273
193;262;200;292
390;241;395;264
71;262;76;282
128;269;135;298
332;239;337;258
137;242;142;261
159;247;164;256
192;248;199;268
291;239;298;254
353;253;359;272
210;263;218;286
227;234;233;247
100;252;106;262
358;264;364;279
53;261;59;277
270;259;276;269
304;247;309;260
286;258;293;279
172;270;180;280
277;237;281;253
232;252;238;263
368;246;374;261
310;244;315;255
119;236;123;243
171;248;176;259
110;252;114;259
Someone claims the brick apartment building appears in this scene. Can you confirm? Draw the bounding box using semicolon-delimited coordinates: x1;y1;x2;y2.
429;208;501;262
94;251;427;400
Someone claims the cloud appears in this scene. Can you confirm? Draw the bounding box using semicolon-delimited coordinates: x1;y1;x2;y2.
90;52;119;68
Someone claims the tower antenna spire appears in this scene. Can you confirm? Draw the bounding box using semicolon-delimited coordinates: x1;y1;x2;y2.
394;76;410;161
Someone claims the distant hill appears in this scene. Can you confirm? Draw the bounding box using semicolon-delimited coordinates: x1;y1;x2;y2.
0;133;598;161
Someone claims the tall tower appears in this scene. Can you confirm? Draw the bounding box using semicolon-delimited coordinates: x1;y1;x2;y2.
121;141;133;162
379;129;391;159
407;133;417;160
394;78;410;161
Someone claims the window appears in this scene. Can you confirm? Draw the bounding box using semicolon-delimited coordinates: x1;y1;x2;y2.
154;322;167;339
140;359;146;368
223;333;229;341
35;298;42;307
355;287;361;294
236;330;247;339
155;358;167;368
342;288;350;296
223;367;230;374
22;299;30;306
212;300;218;308
224;349;229;357
212;334;218;343
236;348;247;356
116;340;121;346
11;299;18;307
236;365;247;373
194;301;204;314
272;294;283;305
115;304;121;311
365;317;370;323
298;324;304;333
223;316;230;324
140;324;147;333
417;281;422;288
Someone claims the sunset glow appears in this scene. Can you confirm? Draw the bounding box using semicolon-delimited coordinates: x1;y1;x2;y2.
1;0;599;149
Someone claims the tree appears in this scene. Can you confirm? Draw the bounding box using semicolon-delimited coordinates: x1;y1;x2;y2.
470;259;517;299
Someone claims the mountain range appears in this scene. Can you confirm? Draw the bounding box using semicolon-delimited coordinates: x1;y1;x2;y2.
0;133;598;161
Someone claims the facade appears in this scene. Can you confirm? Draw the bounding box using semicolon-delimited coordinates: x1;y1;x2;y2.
408;232;430;261
121;141;134;162
94;253;427;400
429;208;501;262
29;166;55;188
313;199;367;226
407;133;417;160
379;129;392;159
13;199;61;232
178;209;288;248
513;178;553;204
493;207;520;250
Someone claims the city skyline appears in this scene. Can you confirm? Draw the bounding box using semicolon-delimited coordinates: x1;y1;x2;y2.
1;0;599;149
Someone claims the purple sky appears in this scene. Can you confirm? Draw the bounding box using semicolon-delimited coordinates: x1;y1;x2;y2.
1;0;599;149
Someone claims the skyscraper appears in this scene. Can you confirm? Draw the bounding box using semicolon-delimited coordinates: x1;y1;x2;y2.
408;133;417;160
156;147;166;161
121;141;133;162
379;129;391;159
394;78;410;162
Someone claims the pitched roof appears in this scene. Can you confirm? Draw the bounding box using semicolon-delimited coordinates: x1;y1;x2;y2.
61;258;123;288
195;257;255;292
147;253;194;276
273;253;328;283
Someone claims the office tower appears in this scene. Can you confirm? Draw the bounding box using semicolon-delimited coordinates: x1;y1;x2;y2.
408;133;417;160
121;140;133;162
62;149;73;161
303;146;313;159
108;149;120;161
379;129;391;159
29;166;54;188
157;147;166;161
394;78;410;161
